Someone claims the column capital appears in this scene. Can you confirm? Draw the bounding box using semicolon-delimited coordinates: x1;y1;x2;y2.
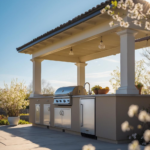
116;29;138;36
30;58;43;62
75;62;87;67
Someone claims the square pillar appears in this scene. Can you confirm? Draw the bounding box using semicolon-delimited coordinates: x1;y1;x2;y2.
30;59;43;97
75;63;87;87
116;29;138;94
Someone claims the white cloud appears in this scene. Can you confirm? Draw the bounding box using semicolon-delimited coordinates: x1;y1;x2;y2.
86;71;111;78
102;58;119;63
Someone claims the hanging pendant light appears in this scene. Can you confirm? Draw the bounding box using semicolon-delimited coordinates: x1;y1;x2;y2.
69;47;74;55
98;36;105;49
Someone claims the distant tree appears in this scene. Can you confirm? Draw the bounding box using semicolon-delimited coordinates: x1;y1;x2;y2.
28;79;55;95
142;46;150;66
110;60;150;94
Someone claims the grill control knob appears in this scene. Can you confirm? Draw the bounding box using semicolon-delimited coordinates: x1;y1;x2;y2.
59;100;62;102
56;100;58;102
63;100;66;102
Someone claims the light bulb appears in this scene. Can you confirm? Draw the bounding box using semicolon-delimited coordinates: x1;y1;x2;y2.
98;41;105;49
69;48;74;55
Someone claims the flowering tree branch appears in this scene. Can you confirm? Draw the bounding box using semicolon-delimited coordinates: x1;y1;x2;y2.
100;0;150;30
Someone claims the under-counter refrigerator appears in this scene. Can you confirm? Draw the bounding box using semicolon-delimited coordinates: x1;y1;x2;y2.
80;98;95;135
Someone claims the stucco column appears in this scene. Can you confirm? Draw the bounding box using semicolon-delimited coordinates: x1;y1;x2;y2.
75;63;87;87
30;59;43;97
116;29;138;94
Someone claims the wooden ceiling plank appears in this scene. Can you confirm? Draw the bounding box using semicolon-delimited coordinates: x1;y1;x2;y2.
79;47;120;62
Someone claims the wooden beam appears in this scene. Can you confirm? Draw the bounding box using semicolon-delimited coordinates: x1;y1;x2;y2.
79;47;120;62
42;55;80;63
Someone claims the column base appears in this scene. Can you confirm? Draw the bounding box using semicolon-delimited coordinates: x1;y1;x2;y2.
116;86;139;94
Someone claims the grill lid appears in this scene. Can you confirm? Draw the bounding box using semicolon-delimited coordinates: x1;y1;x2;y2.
54;86;87;96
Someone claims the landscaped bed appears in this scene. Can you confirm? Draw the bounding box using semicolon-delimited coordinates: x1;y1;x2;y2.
0;115;31;125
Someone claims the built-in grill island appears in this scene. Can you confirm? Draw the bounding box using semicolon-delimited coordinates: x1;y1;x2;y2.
53;86;87;105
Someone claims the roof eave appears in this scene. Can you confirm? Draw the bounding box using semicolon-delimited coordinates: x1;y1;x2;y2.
16;1;112;52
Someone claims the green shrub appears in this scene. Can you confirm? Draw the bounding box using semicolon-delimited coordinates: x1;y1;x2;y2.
0;119;31;125
18;119;31;124
0;119;9;125
20;113;29;116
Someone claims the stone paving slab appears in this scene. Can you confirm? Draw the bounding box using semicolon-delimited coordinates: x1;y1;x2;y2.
0;125;145;150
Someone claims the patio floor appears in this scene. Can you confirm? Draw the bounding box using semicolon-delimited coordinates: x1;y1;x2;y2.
0;125;145;150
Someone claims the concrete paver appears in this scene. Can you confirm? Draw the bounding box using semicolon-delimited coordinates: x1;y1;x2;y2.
0;125;145;150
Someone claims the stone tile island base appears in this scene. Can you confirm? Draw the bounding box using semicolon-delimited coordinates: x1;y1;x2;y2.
29;95;150;144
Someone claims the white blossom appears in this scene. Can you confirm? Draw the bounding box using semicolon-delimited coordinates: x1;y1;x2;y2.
109;21;114;27
144;145;150;150
112;15;119;20
128;140;140;150
144;130;150;142
135;3;143;12
125;0;134;8
82;144;95;150
117;3;122;9
146;9;150;15
121;121;130;132
137;14;143;20
145;21;150;30
122;4;127;10
133;20;142;27
120;21;125;27
118;0;124;4
107;10;113;16
131;10;139;19
138;110;150;122
117;17;123;22
101;8;106;14
128;13;132;18
128;105;139;117
105;5;110;9
124;22;129;28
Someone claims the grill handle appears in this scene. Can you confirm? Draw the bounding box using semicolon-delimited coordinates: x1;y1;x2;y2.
62;110;64;116
80;104;83;127
59;110;62;115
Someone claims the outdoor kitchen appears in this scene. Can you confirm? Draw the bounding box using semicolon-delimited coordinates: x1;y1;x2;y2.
16;0;150;144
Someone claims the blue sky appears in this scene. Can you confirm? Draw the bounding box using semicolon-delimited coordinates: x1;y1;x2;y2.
0;0;147;93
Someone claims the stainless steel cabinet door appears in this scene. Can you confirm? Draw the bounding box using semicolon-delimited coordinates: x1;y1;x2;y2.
43;104;50;126
80;99;95;135
54;108;62;127
62;108;71;128
35;104;40;124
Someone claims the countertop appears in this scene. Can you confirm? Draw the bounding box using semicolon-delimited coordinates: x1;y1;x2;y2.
29;94;150;99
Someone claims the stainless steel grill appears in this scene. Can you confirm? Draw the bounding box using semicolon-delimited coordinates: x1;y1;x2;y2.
53;86;87;105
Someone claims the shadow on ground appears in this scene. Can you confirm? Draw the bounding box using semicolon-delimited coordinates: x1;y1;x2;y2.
0;125;135;150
